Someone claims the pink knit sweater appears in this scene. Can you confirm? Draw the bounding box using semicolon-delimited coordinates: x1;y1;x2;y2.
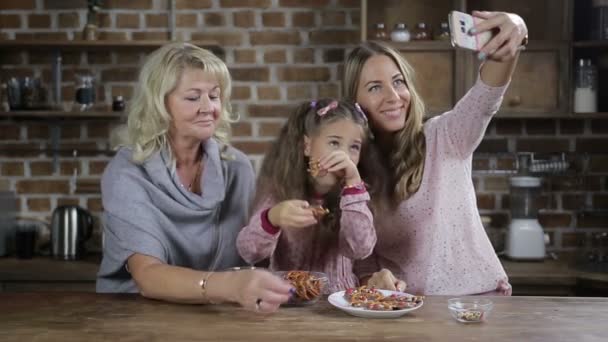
354;77;511;296
237;189;376;293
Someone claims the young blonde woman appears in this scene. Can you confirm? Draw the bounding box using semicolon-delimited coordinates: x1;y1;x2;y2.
97;42;292;313
344;11;528;295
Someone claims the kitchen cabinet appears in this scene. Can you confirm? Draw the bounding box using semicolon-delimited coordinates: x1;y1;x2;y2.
360;0;607;117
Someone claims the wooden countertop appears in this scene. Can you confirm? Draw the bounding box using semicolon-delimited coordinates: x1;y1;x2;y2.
0;293;606;341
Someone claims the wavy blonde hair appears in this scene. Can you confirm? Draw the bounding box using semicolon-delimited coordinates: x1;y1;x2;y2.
344;41;426;206
123;42;235;163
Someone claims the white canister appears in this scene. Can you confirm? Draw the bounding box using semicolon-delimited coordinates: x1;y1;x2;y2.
391;23;411;42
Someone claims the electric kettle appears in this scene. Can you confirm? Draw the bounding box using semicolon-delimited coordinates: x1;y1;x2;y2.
51;205;93;260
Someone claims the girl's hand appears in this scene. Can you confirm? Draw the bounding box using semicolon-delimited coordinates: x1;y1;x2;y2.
229;270;293;313
367;269;407;292
268;200;317;229
318;150;362;186
471;11;528;62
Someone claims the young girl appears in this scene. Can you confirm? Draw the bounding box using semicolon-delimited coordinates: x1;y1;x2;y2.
237;99;377;293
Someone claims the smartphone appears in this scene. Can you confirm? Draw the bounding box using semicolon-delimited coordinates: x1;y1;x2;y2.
448;11;493;51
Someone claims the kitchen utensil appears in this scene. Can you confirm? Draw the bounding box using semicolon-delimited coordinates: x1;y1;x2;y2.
51;205;94;260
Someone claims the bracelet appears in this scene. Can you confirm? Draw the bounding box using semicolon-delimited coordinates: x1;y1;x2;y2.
198;272;217;304
343;181;366;191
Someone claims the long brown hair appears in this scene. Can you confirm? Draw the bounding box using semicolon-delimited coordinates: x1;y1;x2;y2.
344;41;426;207
255;98;378;238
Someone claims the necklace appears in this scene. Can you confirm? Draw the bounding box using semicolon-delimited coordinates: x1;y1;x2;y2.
187;158;203;192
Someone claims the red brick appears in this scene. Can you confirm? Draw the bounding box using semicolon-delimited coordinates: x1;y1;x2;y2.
89;160;109;175
496;157;516;171
233;11;255;27
15;32;68;40
26;123;49;140
57;198;80;206
232;122;252;137
0;0;35;9
0;143;40;157
27;198;51;212
589;155;608;172
0;50;22;64
87;197;103;212
0;123;21;140
591;119;608;134
248;104;295;118
264;49;287;63
576;138;608;153
132;31;170;41
484;176;508;191
1;162;24;176
577;213;606;228
56;142;100;156
234;49;256;63
259;122;283;137
75;178;101;194
104;0;153;9
231;67;270;82
561;232;585;248
232;140;271;154
204;12;225;26
287;84;313;100
488;212;509;227
257;86;281;100
111;85;134;98
476;139;509;153
57;12;80;28
176;0;213;8
250;32;301;45
321;11;346;26
176;13;198;27
317;83;340;98
538;212;572;227
294;48;315;63
559;119;585;135
101;68;139;82
98;32;129;41
476;194;496;210
280;0;329;6
60;161;82;176
115;52;141;64
43;0;85;9
516;138;570;153
495;119;522;135
60;123;82;139
0;14;22;28
324;48;345;63
146;14;168;28
309;29;358;44
562;194;585;210
593;194;608;208
116;13;140;29
232;86;251;100
524;119;556;135
28;14;51;29
337;0;358;7
277;67;330;82
292;12;315;27
472;158;490;171
262;12;285;27
581;176;602;192
16;180;69;194
220;0;271;7
191;32;243;46
87;52;112;65
30;161;53;176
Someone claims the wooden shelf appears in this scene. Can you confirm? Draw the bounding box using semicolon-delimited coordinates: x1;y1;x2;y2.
572;40;608;48
0;39;223;54
0;110;123;120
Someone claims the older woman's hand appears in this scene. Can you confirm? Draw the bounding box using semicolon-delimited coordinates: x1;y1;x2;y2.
367;269;407;292
471;11;528;62
231;270;293;313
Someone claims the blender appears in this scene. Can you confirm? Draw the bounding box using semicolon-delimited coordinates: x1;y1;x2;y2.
505;155;546;260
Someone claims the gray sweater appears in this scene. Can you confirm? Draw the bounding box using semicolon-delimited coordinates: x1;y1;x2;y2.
96;138;254;293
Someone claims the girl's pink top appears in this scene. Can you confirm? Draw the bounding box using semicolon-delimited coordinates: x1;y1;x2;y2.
237;188;376;293
355;77;511;296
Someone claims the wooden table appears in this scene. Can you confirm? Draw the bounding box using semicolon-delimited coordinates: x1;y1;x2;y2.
1;293;606;341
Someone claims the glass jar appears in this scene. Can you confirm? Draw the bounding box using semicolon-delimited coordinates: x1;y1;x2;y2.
75;74;95;111
412;22;431;40
435;22;450;40
390;23;410;42
372;23;388;40
112;95;125;112
573;59;598;113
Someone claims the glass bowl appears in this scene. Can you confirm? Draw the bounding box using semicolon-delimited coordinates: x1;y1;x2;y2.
273;270;328;305
448;298;493;323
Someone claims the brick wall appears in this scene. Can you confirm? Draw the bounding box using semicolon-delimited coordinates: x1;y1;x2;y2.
1;0;607;255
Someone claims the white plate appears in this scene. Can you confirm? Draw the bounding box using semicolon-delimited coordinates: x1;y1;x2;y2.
328;290;423;319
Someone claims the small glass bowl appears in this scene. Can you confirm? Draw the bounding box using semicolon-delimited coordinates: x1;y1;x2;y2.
273;271;328;305
448;298;493;323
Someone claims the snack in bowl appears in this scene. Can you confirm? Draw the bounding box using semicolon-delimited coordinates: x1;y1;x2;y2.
310;205;330;219
274;270;328;305
448;298;493;323
344;286;424;311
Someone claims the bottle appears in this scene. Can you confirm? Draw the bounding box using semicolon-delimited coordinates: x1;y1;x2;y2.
75;74;95;111
1;83;9;112
412;22;431;40
112;95;125;112
390;23;411;42
373;23;388;40
574;59;598;113
436;22;450;40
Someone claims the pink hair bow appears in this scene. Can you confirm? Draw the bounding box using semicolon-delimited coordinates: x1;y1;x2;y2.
316;100;338;116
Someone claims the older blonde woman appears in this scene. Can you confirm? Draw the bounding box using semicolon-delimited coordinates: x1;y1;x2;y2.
97;42;292;313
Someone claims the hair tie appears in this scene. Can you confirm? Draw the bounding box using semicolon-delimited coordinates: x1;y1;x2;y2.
316;100;338;116
354;103;367;123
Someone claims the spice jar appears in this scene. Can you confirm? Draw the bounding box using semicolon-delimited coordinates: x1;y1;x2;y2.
574;58;598;113
390;23;411;42
412;22;431;40
373;23;388;40
436;22;450;40
112;95;125;112
75;74;95;111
